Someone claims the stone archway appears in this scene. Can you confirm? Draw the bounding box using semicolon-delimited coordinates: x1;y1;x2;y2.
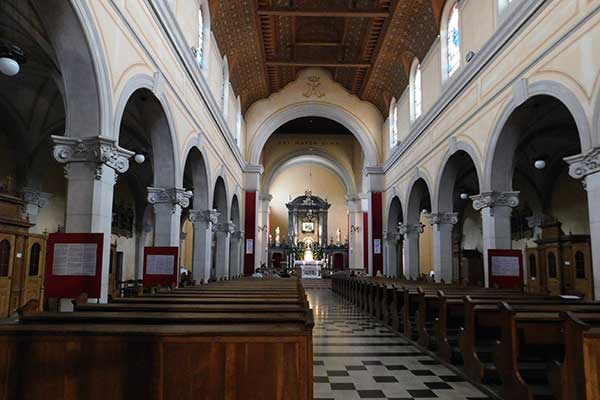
404;177;433;279
212;177;230;280
385;196;404;277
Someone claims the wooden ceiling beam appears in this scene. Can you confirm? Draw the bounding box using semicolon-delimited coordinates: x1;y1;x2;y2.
257;9;390;18
295;41;343;47
266;60;370;68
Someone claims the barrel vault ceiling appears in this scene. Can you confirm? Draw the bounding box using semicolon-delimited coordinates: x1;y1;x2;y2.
210;0;441;115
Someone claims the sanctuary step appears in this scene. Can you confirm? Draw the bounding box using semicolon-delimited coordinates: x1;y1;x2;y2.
301;279;332;290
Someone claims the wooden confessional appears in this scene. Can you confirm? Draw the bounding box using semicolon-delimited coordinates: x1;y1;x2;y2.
0;193;46;317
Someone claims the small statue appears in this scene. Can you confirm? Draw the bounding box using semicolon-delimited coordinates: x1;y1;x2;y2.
336;228;342;245
275;226;281;246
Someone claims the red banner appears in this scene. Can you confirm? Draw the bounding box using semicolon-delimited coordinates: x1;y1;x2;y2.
488;249;523;290
45;233;104;298
143;247;179;288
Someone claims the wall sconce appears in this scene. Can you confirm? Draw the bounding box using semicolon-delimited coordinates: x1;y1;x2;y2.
350;225;360;233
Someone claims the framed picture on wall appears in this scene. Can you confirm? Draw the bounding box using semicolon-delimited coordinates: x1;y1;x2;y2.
302;222;315;233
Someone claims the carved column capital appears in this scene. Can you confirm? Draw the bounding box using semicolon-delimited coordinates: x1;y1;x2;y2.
564;148;600;180
383;230;401;242
231;230;245;240
188;209;220;228
424;212;459;226
22;188;53;209
52;135;134;180
214;221;235;234
470;191;519;211
398;223;424;237
147;187;193;213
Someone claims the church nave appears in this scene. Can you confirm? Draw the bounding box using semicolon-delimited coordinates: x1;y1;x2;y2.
309;290;491;400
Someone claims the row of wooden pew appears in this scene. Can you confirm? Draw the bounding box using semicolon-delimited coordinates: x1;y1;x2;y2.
332;276;600;400
0;278;314;400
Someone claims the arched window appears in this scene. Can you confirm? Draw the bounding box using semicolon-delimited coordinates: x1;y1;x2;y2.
575;251;585;279
410;59;422;122
196;7;205;67
28;243;41;276
441;1;461;80
529;254;536;278
389;100;398;148
548;252;557;278
0;240;10;277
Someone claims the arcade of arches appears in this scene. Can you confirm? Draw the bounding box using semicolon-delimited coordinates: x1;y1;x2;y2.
1;0;600;398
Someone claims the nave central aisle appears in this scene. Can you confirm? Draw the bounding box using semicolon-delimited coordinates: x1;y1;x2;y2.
307;290;491;400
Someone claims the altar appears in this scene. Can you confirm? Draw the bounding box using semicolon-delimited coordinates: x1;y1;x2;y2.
294;260;324;279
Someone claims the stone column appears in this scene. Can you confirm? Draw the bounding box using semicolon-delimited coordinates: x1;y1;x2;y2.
321;210;328;247
188;209;219;284
470;191;519;287
213;221;235;279
425;212;458;283
399;223;424;279
565;148;600;299
52;135;134;302
347;196;363;272
230;230;244;276
147;187;192;246
21;188;53;233
255;193;272;269
384;231;401;277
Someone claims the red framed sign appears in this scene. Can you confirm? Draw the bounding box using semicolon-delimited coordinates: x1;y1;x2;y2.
45;233;104;298
143;247;178;288
488;249;523;289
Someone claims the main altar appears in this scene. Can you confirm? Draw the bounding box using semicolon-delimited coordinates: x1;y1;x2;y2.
268;190;349;275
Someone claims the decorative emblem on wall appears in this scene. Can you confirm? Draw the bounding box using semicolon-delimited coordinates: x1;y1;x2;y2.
303;76;325;98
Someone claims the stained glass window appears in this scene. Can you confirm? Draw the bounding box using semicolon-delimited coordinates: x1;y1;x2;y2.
197;8;204;66
447;3;460;77
414;64;422;120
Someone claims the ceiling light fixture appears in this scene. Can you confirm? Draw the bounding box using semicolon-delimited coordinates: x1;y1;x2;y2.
134;154;146;164
0;43;26;77
534;159;546;170
460;193;469;200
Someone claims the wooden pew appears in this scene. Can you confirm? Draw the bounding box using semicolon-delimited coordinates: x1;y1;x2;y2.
0;279;315;400
495;302;600;400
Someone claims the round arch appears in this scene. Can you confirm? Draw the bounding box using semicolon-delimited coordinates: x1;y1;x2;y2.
404;171;434;223
248;102;379;166
594;87;600;147
33;0;111;137
263;151;357;195
183;146;210;211
483;80;592;190
212;176;230;222
113;75;180;189
433;141;483;212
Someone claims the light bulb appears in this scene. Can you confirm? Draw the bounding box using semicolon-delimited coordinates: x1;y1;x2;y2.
421;209;428;214
460;193;469;200
0;57;19;76
534;159;546;170
134;154;145;164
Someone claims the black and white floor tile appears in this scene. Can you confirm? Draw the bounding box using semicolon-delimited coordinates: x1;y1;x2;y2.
307;290;491;400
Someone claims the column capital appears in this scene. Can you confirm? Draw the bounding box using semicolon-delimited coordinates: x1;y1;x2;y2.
564;148;600;180
470;191;519;211
147;187;193;212
231;230;245;239
424;212;459;226
383;230;401;242
188;209;220;227
214;221;235;234
398;222;424;236
258;192;273;202
52;135;134;180
22;188;53;209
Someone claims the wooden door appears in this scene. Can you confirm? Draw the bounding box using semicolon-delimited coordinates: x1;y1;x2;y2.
526;249;541;294
0;234;15;317
22;235;46;310
572;242;594;299
544;246;561;296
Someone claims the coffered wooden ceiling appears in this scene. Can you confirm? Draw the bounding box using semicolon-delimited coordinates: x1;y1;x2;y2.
211;0;440;114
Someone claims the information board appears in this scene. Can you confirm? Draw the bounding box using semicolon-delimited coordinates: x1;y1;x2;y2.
45;233;104;298
143;247;178;287
488;249;523;289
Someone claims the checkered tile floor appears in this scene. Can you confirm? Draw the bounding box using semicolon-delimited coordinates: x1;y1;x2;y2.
308;290;491;400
